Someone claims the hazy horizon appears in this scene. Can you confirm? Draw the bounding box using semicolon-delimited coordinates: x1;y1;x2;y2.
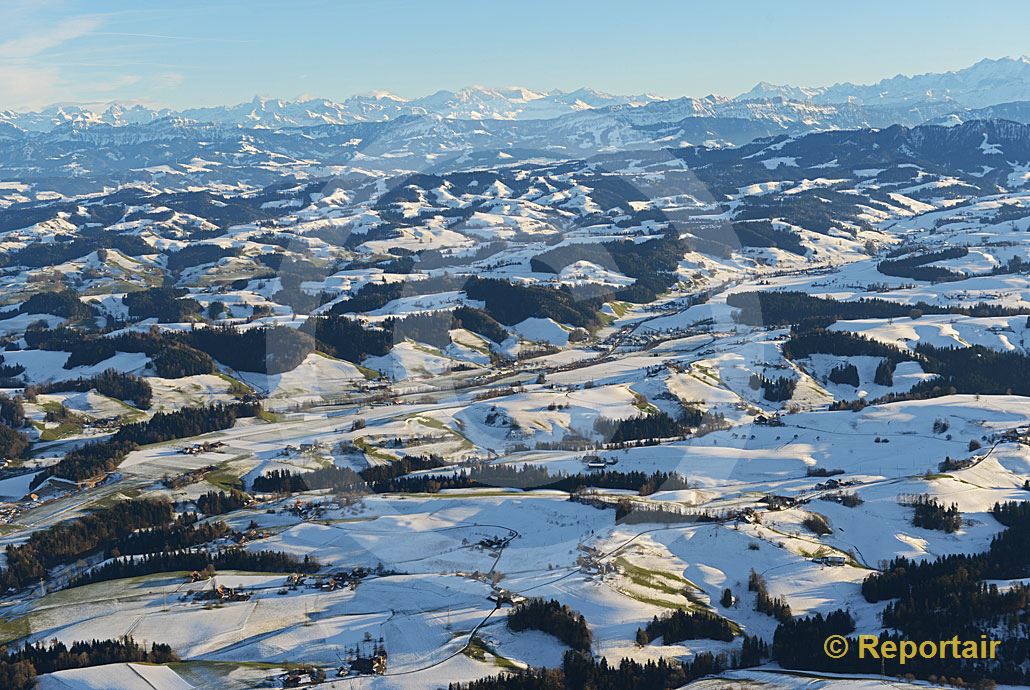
3;0;1030;110
6;52;1027;113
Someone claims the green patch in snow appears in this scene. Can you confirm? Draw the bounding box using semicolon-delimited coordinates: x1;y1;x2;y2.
0;615;31;645
310;349;365;375
691;366;721;385
205;462;246;492
464;635;521;670
214;372;256;398
407;414;448;431
257;410;284;423
40;401;65;415
353;436;395;462
356;364;382;380
107;396;147;422
90;487;144;509
613;556;712;611
608;301;630;318
38;421;84;441
410;341;446;356
405;414;475;449
631;392;659;414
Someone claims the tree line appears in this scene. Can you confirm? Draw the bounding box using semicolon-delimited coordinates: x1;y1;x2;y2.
790;328;1030;402
25;326;215;378
908;494;962;532
450;647;747;689
251;454;445;494
27;369;152;408
827;362;859;387
75;548;319;587
113;513;229;557
914;342;1030;397
748;373;797;402
124;286;202;322
636;609;736;645
877;246;968;283
383;307;511;350
0;637;178;690
529;232;689;304
749;570;792;623
184;325;315;375
0;395;25;428
610;499;719;525
32;402;260;486
18;288;96;320
593;411;687;444
0;353;26;382
783;328;912;362
0;494;316;592
196;489;250;515
0;425;29;460
0;498;174;591
507;598;592;652
727;290;1023;328
256;461;693;498
464;277;604;330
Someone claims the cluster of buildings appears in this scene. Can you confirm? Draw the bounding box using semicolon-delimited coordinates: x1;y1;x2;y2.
180;441;227;455
194;582;252;603
582;453;618;469
812;555;847;567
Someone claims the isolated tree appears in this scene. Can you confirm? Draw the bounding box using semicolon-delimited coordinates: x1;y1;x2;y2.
721;588;734;608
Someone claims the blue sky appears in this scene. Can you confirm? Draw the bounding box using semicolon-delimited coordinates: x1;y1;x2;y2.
2;0;1028;110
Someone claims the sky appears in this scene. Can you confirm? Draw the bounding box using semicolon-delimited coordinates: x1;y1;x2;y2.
1;0;1029;110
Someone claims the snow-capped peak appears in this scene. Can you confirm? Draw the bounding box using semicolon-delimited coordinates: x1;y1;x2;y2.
737;55;1030;109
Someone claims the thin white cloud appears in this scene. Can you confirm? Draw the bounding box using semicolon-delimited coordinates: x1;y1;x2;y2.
94;73;142;92
0;65;61;109
0;16;103;59
0;14;106;109
154;72;185;89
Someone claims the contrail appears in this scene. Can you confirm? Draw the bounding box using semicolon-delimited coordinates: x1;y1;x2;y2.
95;31;254;44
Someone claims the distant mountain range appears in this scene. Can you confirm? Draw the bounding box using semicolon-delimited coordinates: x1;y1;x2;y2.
2;56;1030;197
739;55;1030;108
0;87;659;132
2;56;1029;134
